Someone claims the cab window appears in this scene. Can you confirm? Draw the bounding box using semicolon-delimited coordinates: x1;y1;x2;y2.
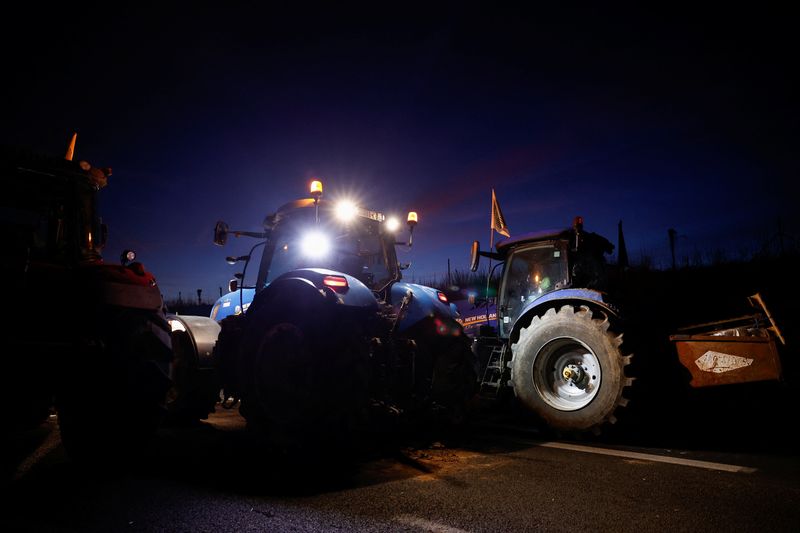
501;241;569;333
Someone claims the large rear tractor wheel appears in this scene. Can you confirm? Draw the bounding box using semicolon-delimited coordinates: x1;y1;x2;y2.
510;305;632;433
240;302;370;453
56;308;172;465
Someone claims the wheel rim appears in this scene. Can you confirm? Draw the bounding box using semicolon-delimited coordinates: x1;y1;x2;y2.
532;336;601;411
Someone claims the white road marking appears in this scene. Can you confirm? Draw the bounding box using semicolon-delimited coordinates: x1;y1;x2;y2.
394;514;471;533
536;441;757;473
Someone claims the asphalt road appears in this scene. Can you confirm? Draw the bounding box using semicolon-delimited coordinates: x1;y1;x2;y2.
3;402;799;533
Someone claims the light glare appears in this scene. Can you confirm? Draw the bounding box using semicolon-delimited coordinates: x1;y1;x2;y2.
335;200;358;222
300;231;331;258
385;217;401;232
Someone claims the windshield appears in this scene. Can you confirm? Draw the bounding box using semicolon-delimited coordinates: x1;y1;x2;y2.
1;168;76;265
261;210;394;290
500;241;569;335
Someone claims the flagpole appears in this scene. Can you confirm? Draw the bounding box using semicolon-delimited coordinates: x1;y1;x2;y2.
486;192;494;331
486;188;510;332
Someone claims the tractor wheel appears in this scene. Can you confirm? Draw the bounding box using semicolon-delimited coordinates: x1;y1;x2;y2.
164;329;220;425
510;305;632;433
56;308;172;465
241;305;370;453
429;334;478;424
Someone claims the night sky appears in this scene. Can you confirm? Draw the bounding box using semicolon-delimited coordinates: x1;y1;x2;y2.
3;3;796;301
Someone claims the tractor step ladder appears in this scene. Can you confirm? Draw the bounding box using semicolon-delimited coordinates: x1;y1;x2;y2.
479;344;508;396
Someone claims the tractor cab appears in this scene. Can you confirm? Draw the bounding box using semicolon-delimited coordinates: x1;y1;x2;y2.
212;180;418;320
497;235;570;337
471;217;614;338
253;198;401;292
1;146;109;270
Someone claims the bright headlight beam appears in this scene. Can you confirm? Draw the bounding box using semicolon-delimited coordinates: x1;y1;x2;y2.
300;231;331;258
385;217;401;232
335;200;358;222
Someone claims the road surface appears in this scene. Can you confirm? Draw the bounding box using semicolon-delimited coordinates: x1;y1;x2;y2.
4;405;798;532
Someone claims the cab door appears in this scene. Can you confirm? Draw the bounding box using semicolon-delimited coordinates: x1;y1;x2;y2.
498;240;570;338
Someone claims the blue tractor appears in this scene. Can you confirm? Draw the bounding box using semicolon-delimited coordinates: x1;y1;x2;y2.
464;216;791;436
467;217;633;433
169;181;476;449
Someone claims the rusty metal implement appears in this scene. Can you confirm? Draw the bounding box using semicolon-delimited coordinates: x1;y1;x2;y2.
669;293;785;388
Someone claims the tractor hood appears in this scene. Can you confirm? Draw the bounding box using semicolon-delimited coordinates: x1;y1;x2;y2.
211;288;257;322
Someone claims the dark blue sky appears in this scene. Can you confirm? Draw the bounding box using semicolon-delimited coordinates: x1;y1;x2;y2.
3;3;796;300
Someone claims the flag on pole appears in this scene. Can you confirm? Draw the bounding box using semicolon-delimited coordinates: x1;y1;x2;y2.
491;188;510;238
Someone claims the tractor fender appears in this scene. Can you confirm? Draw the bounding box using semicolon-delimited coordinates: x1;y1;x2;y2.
391;282;460;333
211;288;257;322
166;314;222;368
211;268;380;324
509;288;619;343
80;263;164;310
247;268;379;318
247;268;378;320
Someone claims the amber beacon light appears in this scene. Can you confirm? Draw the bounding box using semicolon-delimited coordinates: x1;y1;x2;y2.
310;180;323;199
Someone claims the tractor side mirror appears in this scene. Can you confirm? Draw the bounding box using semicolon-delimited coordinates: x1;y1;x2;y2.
470;240;480;272
228;278;238;292
214;221;229;246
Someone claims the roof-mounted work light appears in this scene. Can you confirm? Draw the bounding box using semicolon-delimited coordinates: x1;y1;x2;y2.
335;200;358;223
385;216;401;232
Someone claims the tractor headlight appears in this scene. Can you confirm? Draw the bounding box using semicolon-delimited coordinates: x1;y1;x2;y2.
335;200;358;223
300;231;331;258
385;216;401;232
